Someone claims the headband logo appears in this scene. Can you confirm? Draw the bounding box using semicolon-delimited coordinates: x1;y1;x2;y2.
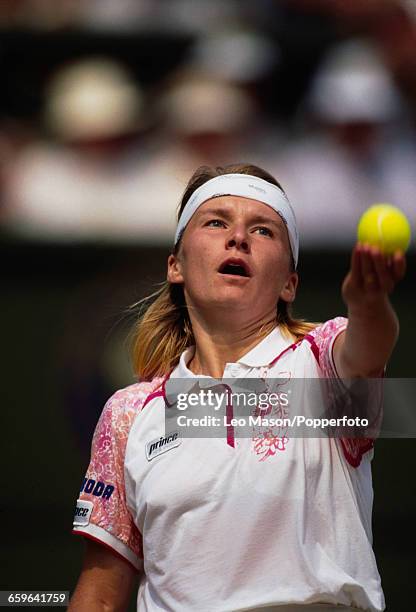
248;184;266;194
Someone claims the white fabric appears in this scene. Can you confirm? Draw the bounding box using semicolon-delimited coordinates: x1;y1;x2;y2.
73;522;141;570
125;323;383;611
74;319;385;611
174;174;299;267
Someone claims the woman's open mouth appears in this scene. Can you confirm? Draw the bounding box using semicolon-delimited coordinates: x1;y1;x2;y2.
218;258;251;278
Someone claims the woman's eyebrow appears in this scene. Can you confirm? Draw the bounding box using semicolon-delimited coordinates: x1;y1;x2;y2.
198;208;282;228
248;214;283;229
197;207;233;220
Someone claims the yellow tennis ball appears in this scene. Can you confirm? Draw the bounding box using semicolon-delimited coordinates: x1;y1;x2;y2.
357;204;411;254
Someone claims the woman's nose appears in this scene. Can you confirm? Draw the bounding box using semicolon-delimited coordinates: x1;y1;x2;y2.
226;226;250;252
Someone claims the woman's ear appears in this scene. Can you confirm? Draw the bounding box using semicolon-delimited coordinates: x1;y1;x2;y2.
279;272;298;303
167;253;184;284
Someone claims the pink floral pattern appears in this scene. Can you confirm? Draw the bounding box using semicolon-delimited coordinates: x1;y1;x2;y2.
252;433;289;461
76;377;164;559
309;317;376;467
307;316;348;377
251;373;292;461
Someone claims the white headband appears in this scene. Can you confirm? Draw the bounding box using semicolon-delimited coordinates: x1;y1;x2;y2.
174;173;299;267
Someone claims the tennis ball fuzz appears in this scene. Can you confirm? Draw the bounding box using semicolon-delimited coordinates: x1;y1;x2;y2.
357;204;411;254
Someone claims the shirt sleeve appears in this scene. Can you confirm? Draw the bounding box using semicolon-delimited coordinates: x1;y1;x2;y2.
307;316;348;378
307;317;381;468
72;390;143;571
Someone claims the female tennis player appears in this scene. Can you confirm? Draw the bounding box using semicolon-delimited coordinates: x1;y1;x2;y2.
70;164;405;612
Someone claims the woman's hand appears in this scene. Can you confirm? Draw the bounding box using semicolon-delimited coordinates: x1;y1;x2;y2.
341;243;406;312
334;243;406;379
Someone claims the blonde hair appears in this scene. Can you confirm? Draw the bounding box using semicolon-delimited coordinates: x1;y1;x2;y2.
130;164;318;380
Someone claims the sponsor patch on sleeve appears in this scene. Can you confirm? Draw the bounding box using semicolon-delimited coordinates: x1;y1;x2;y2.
73;499;94;527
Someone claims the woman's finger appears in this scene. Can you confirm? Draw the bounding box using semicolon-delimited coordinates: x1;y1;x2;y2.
392;251;406;282
372;248;394;293
360;244;380;292
351;243;364;285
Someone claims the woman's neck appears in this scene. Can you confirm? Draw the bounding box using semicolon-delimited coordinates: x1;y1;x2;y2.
187;315;277;378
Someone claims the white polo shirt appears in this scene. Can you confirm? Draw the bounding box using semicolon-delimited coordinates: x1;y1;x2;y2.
72;317;385;612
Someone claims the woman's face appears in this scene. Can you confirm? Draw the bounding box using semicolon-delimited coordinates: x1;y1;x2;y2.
167;196;298;320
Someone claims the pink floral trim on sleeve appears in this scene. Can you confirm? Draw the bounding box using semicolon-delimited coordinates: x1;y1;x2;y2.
76;377;164;559
308;317;375;468
307;316;348;377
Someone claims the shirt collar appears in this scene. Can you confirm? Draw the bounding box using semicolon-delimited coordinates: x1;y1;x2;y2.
237;326;293;367
170;325;292;380
164;326;293;407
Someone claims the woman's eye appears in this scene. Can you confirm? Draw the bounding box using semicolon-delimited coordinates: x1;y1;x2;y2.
255;226;273;236
206;219;225;227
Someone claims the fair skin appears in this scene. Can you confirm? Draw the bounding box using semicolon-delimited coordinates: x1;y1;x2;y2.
336;242;405;376
68;540;138;612
69;194;406;610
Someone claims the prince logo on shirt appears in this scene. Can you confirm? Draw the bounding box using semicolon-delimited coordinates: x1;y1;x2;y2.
146;432;182;461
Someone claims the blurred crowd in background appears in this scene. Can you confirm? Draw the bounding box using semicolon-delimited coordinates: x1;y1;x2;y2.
1;8;416;603
1;0;415;248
